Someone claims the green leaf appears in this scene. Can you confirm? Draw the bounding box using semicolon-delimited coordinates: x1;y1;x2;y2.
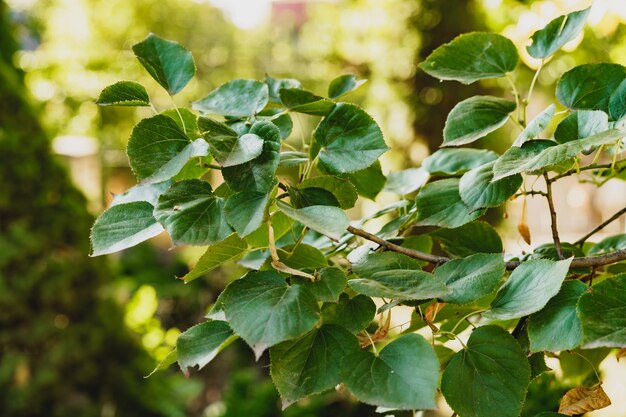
224;191;269;237
578;273;626;348
132;33;195;95
279;151;308;168
528;280;586;352
328;74;366;99
279;88;335;116
443;96;516;147
441;325;530;417
556;63;626;113
222;121;281;193
161;108;199;138
259;108;293;140
293;267;347;302
513;104;556;146
313;103;388;174
493;130;626;180
352;252;426;278
221;270;320;358
459;161;522;210
321;293;375;333
341;333;439;410
527;7;591;59
90;201;163;256
127;115;209;183
198;116;238;137
193;79;269;117
295;175;358;209
419;32;518;84
269;244;328;271
384;168;430;194
340;160;386;199
208;133;264;168
485;258;572;321
153;179;232;246
554;110;609;144
609;78;626;121
245;211;292;249
182;233;248;283
177;320;236;373
277;201;349;240
431;221;503;257
270;325;359;408
415;178;485;228
96;81;150;106
436;253;505;305
588;233;626;255
422;148;499;176
348;269;449;300
111;180;172;206
266;75;302;103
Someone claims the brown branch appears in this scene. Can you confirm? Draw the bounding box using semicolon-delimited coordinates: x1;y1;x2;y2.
347;226;626;271
551;160;626;182
543;172;563;259
574;206;626;246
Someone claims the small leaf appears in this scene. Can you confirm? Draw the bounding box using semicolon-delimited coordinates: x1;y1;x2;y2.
208;133;264;168
436;253;505;305
268;244;328;271
441;325;531;417
527;7;591;59
90;201;163;256
293;267;347;302
279;88;335;116
96;81;150;106
296;175;358;209
609;78;626;121
270;325;359;408
221;270;320;358
587;234;626;256
277;201;349;240
443;96;516;147
340;160;386;199
341;333;439;410
485;258;572;321
558;384;611;415
460;161;522;211
313;103;388;174
177;320;236;373
415;178;485;228
422;148;498;176
181;233;248;283
328;74;366;99
352;251;426;277
348;269;449;300
419;32;518;84
193;79;269;117
153;179;232;246
384;168;430;194
266;75;302;103
132;33;195;95
556;63;626;113
321;293;375;333
554;110;609;144
513;104;556;146
578;273;626;348
224;191;269;237
431;221;503;257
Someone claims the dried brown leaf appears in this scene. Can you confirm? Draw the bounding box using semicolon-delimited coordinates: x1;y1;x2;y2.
518;197;531;245
558;384;611;415
425;302;445;323
617;348;626;362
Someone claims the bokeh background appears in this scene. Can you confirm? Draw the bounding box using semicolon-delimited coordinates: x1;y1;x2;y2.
1;0;625;416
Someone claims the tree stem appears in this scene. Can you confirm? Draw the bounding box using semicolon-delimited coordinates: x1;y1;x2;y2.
574;206;626;246
543;172;563;259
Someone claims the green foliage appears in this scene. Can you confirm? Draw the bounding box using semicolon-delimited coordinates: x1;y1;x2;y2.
91;18;626;414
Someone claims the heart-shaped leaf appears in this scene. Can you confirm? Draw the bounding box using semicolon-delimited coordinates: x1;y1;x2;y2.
321;293;375;333
208;133;264;168
349;269;450;300
422;148;499;176
277;201;349;240
431;221;503;257
460;161;522;211
554;110;609;144
96;80;150;106
556;64;626;113
415;179;485;228
578;273;626;348
193;79;269;117
182;233;248;283
279;88;335;116
527;8;590;59
293;267;347;302
328;74;366;99
177;320;236;373
224;191;269;237
436;253;505;305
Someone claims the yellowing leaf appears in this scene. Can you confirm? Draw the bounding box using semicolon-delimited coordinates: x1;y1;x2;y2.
617;348;626;362
558;384;611;415
518;197;531;245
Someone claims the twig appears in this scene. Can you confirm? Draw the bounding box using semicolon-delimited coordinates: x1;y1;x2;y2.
551;160;626;182
574;206;626;246
543;172;563;259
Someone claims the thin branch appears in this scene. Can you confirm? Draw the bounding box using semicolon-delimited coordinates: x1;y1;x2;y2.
513;190;547;199
543;172;563;259
574;206;626;246
551;160;626;182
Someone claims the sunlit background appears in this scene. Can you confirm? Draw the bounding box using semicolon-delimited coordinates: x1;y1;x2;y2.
2;0;626;416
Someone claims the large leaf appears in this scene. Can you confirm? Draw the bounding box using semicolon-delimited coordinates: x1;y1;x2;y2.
436;253;505;305
528;280;586;352
132;33;195;95
441;325;531;417
460;161;522;210
278;88;335;116
419;32;518;84
224;191;269;237
341;333;439;410
493;129;626;180
193;79;269;117
527;7;591;59
181;233;248;283
270;325;359;408
587;234;626;256
96;80;150;106
556;64;626;113
208;132;264;168
554;110;609;144
277;201;349;240
313;103;388;174
221;271;320;357
578;273;626;348
177;320;235;373
348;270;450;300
127;115;209;183
431;221;503;257
415;179;485;228
90;201;163;256
321;293;375;333
153;179;232;246
513;104;556;146
296;175;358;209
384;168;430;195
443;96;516;147
328;74;366;99
422;148;498;176
222;121;281;193
485;258;572;321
